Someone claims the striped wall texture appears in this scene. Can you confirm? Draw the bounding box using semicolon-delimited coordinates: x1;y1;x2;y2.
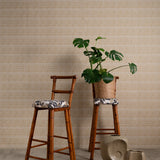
0;0;160;149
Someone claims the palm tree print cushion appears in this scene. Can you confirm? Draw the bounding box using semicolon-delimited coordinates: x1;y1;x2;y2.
94;98;118;105
33;100;69;108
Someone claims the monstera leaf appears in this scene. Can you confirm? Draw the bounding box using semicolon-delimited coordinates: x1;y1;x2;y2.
89;56;102;64
129;63;137;74
107;50;124;61
73;38;89;48
81;69;101;83
83;51;94;56
101;72;114;83
91;47;103;57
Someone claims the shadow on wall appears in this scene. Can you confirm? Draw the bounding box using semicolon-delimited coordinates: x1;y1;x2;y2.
58;53;93;149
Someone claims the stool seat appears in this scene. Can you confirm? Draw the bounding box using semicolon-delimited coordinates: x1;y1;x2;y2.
94;98;118;105
33;100;69;109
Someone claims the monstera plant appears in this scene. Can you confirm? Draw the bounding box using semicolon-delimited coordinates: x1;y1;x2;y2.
73;37;137;84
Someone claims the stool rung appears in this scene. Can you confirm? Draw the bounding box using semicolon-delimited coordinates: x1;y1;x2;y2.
96;128;114;131
95;141;100;144
54;146;69;153
31;143;47;148
96;132;115;135
29;155;46;160
95;147;100;150
54;147;70;155
32;139;47;143
55;151;70;155
52;89;72;93
31;139;48;148
54;135;68;139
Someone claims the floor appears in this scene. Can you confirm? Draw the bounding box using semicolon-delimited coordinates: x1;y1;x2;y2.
0;148;160;160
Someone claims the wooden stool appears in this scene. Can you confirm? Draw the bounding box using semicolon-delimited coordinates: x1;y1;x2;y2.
88;83;120;160
25;75;76;160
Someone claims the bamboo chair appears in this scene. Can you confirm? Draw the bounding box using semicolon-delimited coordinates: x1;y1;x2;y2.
25;75;76;160
88;77;120;160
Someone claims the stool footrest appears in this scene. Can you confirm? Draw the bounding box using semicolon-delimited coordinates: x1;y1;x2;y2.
96;128;114;131
32;139;47;143
95;141;100;144
96;132;115;135
54;135;68;139
94;147;100;150
31;143;47;148
54;146;70;155
31;139;48;148
55;151;70;155
29;155;47;160
54;146;69;153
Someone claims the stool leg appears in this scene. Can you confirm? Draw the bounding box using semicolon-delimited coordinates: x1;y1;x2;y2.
88;104;97;152
25;108;38;160
47;109;54;160
112;104;120;135
89;105;99;160
68;109;76;160
65;109;76;160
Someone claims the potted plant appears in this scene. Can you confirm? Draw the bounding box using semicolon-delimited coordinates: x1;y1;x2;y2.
73;37;137;98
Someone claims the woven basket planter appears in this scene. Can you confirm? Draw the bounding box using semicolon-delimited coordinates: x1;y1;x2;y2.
93;77;118;99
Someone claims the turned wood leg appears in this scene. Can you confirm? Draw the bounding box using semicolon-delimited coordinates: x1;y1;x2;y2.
112;104;120;135
25;108;38;160
47;109;54;160
65;109;76;160
88;104;98;152
89;105;99;160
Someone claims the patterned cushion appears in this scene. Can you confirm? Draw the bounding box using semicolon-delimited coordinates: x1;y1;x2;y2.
94;98;119;105
33;100;69;109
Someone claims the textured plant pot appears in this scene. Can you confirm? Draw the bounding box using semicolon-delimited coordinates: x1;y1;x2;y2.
94;77;118;99
100;135;128;160
124;150;146;160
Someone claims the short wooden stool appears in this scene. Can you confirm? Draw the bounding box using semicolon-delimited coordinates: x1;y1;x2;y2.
88;83;120;160
25;75;76;160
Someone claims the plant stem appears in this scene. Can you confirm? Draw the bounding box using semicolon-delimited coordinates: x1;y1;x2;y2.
95;63;100;69
100;63;102;70
90;61;93;70
86;48;93;70
108;64;129;73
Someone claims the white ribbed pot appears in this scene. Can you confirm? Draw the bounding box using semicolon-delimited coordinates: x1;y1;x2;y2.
100;135;128;160
124;150;146;160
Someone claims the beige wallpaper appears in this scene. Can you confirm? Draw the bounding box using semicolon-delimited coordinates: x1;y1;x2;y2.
0;0;160;149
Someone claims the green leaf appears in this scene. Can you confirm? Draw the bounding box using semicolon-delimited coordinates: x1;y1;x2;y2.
83;51;94;56
102;72;114;83
99;69;107;75
109;50;124;61
98;48;105;52
89;56;102;64
95;36;106;41
84;40;90;48
91;47;103;57
129;63;137;74
105;51;109;57
73;38;89;48
81;69;101;83
91;47;97;52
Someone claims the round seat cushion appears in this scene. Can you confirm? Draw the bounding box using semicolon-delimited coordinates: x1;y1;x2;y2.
94;98;118;105
33;100;69;109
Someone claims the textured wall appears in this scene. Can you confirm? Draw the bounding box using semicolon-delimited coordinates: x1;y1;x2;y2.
0;0;160;149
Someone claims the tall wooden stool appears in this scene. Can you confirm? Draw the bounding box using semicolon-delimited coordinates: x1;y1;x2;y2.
88;79;120;160
25;75;76;160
